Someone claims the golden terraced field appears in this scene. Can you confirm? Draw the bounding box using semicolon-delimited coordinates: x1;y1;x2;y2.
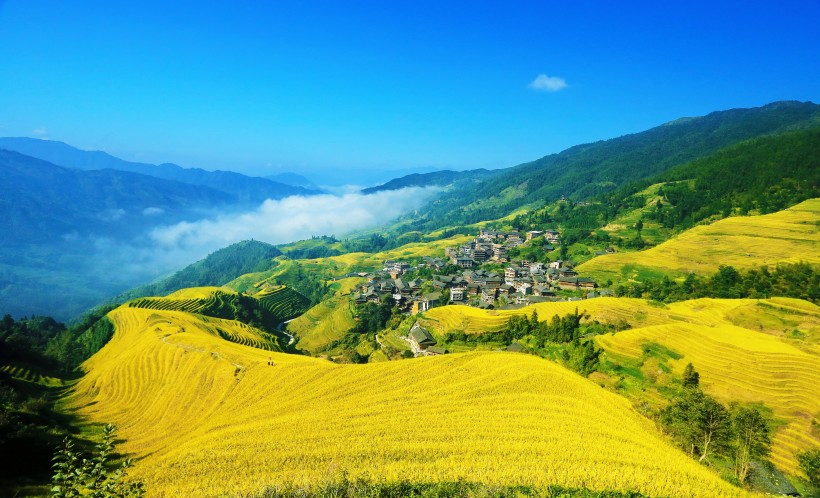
596;298;820;476
65;305;750;497
578;198;820;282
420;297;820;477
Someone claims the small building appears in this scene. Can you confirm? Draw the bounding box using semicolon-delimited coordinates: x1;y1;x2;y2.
450;287;465;302
455;256;475;268
425;346;448;356
525;230;544;241
409;326;437;351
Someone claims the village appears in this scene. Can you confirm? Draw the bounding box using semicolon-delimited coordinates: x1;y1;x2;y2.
350;228;611;319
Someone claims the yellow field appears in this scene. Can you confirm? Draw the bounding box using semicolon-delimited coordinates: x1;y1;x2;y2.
287;294;356;353
419;298;675;335
578;198;820;282
596;299;820;475
65;305;750;498
420;296;820;477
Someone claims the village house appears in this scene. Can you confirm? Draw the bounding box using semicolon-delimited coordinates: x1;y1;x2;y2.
450;287;465;302
513;280;532;295
525;230;544;241
505;266;529;284
544;229;560;244
549;260;564;269
408;325;437;352
455;256;475;268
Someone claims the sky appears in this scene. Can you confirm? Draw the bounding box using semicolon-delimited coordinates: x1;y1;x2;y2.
0;1;819;181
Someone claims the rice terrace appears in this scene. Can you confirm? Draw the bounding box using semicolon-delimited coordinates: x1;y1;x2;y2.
1;5;820;497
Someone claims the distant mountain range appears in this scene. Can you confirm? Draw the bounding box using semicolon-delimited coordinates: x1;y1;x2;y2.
2;100;818;320
0;137;322;203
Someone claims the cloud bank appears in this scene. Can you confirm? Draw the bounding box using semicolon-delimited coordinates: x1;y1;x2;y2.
529;74;567;92
87;187;438;287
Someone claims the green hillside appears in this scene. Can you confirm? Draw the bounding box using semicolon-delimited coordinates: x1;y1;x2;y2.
398;101;820;231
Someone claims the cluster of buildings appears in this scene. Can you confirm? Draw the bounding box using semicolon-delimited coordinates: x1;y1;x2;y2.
350;228;606;314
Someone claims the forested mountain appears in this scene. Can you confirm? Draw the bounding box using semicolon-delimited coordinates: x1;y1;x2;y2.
398;100;820;230
116;240;281;301
0;137;321;203
360;168;498;194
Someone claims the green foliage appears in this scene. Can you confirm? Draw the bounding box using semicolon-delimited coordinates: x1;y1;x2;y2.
661;388;732;463
615;263;819;304
730;404;771;483
797;448;820;486
351;300;398;335
682;363;700;388
51;424;144;497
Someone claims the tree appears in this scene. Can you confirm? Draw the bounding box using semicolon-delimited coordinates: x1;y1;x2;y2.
51;424;144;498
682;363;700;388
797;448;820;487
731;405;771;483
661;389;731;463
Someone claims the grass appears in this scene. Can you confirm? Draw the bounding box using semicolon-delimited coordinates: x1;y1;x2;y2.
578;198;820;283
64;304;750;498
287;295;357;353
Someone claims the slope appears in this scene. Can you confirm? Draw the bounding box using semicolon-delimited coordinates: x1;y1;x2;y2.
420;296;820;477
65;305;748;497
577;198;820;283
596;298;820;475
402;100;820;231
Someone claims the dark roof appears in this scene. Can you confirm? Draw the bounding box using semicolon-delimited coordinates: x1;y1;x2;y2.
426;346;448;354
409;327;437;347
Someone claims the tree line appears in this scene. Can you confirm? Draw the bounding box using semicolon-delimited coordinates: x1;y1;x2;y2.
614;263;818;304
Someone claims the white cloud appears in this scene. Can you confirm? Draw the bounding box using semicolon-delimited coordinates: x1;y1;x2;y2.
529;74;568;92
150;188;436;252
33;127;48;135
142;207;165;216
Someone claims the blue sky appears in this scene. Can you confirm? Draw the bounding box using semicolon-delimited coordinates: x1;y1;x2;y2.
0;1;818;179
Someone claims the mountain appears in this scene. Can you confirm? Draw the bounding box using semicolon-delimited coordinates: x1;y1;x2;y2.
400;100;820;230
0;137;321;203
116;240;282;302
265;172;318;189
0;149;231;246
360;168;498;194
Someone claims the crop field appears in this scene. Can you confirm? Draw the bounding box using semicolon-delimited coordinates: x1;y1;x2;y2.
287;294;356;353
65;305;750;497
255;285;311;321
126;285;309;325
596;299;820;475
419;298;676;335
421;297;820;477
578;198;820;283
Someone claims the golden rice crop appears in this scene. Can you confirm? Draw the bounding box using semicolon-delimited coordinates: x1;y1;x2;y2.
287;295;356;352
596;314;820;475
578;198;820;282
65;305;749;498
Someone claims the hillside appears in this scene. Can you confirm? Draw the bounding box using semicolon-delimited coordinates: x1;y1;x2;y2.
65;305;748;497
398;101;820;231
418;296;820;477
0;137;321;203
577;198;820;283
117;240;282;302
361;168;497;194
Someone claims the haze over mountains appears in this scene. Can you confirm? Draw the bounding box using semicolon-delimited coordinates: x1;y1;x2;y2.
1;101;818;321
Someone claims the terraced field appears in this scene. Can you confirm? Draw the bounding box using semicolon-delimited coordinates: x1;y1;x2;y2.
419;297;673;335
66;305;749;498
420;296;820;478
578;198;820;282
127;285;309;326
255;285;311;322
287;294;356;353
595;299;820;476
